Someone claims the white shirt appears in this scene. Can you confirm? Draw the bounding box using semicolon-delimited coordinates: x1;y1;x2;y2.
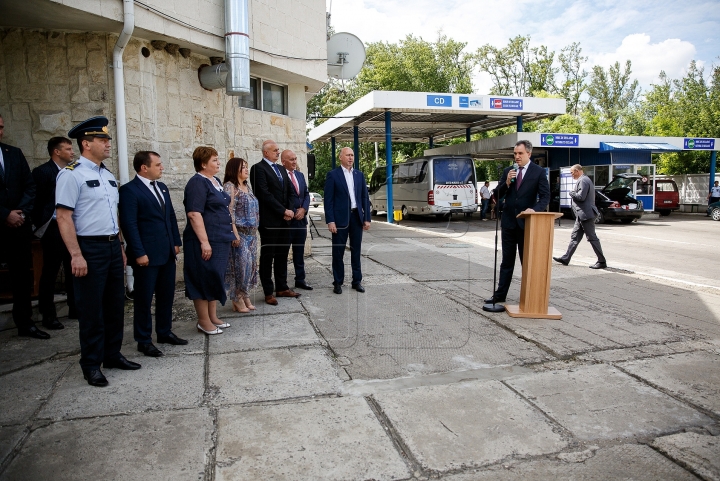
136;174;164;206
480;185;492;199
342;165;357;209
711;185;720;197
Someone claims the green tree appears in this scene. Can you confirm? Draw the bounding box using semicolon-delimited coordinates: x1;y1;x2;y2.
557;42;587;115
586;60;640;132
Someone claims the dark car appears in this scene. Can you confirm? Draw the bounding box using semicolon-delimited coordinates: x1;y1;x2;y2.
595;173;644;224
707;200;720;221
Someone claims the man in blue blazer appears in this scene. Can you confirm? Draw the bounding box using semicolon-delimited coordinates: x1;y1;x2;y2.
282;149;313;290
486;140;550;304
119;151;186;357
324;147;371;294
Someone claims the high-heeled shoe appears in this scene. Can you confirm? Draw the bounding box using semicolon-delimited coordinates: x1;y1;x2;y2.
197;323;223;335
212;321;231;328
243;297;256;310
232;301;250;313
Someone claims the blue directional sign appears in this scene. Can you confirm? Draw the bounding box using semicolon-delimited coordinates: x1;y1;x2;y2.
459;96;469;108
684;138;715;150
541;133;579;147
490;98;523;110
426;95;452;107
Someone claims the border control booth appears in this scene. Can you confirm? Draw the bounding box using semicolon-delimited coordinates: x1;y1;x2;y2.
426;133;719;214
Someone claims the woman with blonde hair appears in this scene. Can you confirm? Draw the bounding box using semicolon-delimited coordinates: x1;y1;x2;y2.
223;157;260;312
183;146;235;334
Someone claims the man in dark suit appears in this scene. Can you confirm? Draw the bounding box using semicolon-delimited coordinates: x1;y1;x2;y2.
324;147;371;294
0;114;48;339
249;139;301;305
31;137;78;330
119;151;186;357
553;164;606;269
486;140;550;304
281;149;313;291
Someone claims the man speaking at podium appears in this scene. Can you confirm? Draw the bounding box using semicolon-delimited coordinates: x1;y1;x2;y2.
485;140;550;304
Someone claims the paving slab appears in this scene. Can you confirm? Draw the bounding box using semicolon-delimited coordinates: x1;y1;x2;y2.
0;326;80;375
215;397;409;481
208;346;341;405
120;316;206;355
443;444;698;481
0;408;212;481
652;432;720;481
506;364;711;441
209;312;319;354
38;354;204;420
304;283;551;379
619;350;720;416
0;425;25;467
374;380;568;472
0;360;70;425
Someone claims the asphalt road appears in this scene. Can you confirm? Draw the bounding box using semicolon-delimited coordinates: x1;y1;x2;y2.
366;211;718;289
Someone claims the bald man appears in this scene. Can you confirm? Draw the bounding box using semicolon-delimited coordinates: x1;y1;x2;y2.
324;147;371;294
249;140;301;305
282;149;313;290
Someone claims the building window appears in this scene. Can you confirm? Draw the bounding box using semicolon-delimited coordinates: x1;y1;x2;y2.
262;81;286;114
238;78;287;115
239;78;258;110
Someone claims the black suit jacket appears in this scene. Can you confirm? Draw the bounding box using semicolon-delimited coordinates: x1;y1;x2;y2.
249;159;292;228
119;176;182;267
288;170;310;226
496;161;550;230
31;159;61;229
0;142;35;224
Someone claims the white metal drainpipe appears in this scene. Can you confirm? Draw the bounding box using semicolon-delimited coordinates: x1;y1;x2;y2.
114;0;135;292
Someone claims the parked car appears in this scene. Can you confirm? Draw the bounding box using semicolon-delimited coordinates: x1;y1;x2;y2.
309;192;323;207
654;178;680;216
707;200;720;221
595;173;645;224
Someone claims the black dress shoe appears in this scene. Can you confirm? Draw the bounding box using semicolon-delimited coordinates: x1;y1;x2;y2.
137;343;164;357
333;285;342;294
483;296;506;304
553;256;569;266
103;355;142;370
589;261;607;269
295;281;314;290
18;326;51;340
157;332;188;345
83;369;108;387
352;284;365;293
42;318;65;330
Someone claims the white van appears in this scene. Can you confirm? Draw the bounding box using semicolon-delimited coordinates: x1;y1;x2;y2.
369;156;478;219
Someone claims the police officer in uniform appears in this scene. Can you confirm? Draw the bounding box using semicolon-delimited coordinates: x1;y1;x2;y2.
56;117;141;387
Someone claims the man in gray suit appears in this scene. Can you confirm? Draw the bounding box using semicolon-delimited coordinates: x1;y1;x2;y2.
553;164;607;269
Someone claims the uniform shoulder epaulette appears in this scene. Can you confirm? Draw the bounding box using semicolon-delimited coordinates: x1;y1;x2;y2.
65;161;80;170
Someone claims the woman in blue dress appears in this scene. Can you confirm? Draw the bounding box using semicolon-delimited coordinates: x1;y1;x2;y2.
223;158;260;313
183;146;235;335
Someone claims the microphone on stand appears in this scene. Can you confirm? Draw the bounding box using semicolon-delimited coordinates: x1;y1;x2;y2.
509;162;519;183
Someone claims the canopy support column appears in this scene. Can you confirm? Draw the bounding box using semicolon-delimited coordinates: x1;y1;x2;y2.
466;128;471;142
516;116;523;132
331;137;336;169
385;111;393;224
710;151;717;192
353;125;359;170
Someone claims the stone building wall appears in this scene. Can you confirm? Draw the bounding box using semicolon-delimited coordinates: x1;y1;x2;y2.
0;27;310;227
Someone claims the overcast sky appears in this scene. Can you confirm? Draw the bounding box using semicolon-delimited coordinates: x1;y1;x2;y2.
328;0;720;94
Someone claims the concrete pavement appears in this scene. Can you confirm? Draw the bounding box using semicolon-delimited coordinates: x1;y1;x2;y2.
1;213;719;480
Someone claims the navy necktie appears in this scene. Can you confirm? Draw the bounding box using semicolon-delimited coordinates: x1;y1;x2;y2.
272;163;283;184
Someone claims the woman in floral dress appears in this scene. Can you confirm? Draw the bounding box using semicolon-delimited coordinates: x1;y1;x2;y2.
223;158;260;312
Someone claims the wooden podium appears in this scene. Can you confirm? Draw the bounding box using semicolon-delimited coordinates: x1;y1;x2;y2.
505;212;563;319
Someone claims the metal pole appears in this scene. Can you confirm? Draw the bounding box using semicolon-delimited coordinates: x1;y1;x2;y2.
516;116;523;133
353;125;359;170
429;136;433;149
374;142;379;168
331;136;336;169
710;151;717;192
466;128;471;142
385;111;393;224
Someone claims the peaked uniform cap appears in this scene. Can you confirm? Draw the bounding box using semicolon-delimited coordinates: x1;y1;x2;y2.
68;116;112;139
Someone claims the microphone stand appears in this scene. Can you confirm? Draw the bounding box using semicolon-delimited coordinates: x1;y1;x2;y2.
483;179;510;313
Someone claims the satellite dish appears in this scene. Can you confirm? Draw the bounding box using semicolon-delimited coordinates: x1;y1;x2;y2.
327;32;366;80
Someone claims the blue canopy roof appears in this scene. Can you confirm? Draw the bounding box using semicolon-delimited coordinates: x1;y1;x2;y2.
599;142;682;153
